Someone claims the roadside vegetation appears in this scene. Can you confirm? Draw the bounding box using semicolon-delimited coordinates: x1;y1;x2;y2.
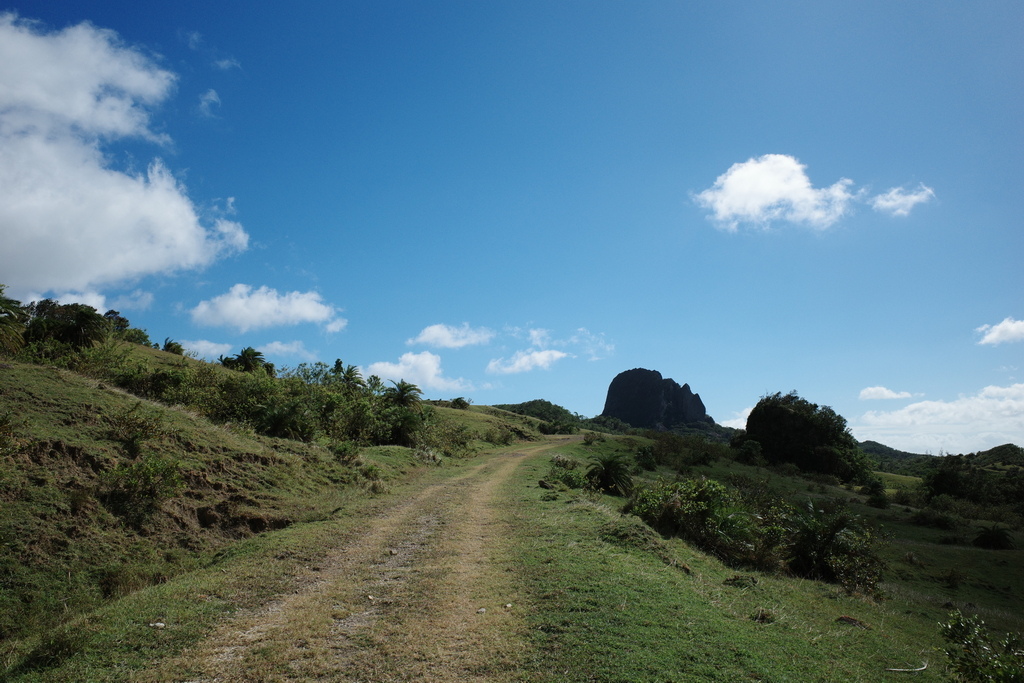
1;284;1022;680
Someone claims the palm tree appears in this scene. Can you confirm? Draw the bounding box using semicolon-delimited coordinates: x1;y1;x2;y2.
386;379;423;409
162;338;185;355
332;361;365;393
234;347;266;372
0;285;26;355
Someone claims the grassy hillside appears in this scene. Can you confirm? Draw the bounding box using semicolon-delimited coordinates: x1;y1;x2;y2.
0;348;538;670
2;345;1022;679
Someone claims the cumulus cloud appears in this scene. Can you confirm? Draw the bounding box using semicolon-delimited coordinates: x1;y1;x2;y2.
870;183;935;216
720;406;753;430
977;318;1024;346
855;383;1024;454
0;13;248;298
859;386;914;400
109;289;154;311
198;88;220;117
180;339;233;360
695;154;934;230
190;284;346;334
365;351;471;392
694;154;854;231
408;323;495;349
258;340;316;361
487;349;570;375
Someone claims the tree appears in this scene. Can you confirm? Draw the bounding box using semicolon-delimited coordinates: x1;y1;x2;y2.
386;379;423;409
162;338;185;355
744;391;871;482
23;299;110;350
0;285;26;355
332;361;366;393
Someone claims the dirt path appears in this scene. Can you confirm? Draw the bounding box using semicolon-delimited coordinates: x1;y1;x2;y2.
150;444;550;682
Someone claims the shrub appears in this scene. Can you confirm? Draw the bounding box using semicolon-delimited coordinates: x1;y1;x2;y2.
586;452;633;496
974;524;1015;550
786;500;885;596
940;610;1024;682
635;444;656;471
548;454;588;489
107;402;165;456
101;453;184;524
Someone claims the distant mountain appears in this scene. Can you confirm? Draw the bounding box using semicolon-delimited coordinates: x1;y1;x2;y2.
601;368;713;430
968;443;1024;468
859;440;928;461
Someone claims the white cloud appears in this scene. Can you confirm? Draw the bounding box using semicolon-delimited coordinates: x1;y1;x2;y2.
408;323;495;349
180;339;233;360
565;327;615;361
870;183;934;216
720;406;753;430
258;340;316;361
0;14;249;298
109;289;154;311
487;349;570;375
365;351;471;392
977;317;1024;345
859;386;914;400
694;154;854;231
198;88;220;117
529;328;552;348
213;57;240;71
52;290;107;311
854;383;1024;454
190;284;346;334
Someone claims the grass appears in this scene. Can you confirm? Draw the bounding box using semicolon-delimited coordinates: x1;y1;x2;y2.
2;348;1021;680
500;449;947;681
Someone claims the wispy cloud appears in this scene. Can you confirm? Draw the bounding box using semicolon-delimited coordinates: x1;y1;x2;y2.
0;14;248;299
870;183;935;216
408;323;495;349
190;284;346;334
259;340;316;361
213;57;241;71
198;88;221;117
859;386;914;400
366;351;471;392
855;383;1024;454
977;317;1024;345
487;349;570;375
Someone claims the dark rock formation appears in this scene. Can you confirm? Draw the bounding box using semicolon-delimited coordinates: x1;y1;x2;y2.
600;368;713;429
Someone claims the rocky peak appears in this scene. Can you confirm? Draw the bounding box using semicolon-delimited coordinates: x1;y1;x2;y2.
600;368;712;429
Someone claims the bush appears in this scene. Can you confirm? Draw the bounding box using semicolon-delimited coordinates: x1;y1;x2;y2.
101;453;184;525
548;454;588;489
974;524;1015;550
586;452;633;496
635;444;656;471
940;610;1024;682
787;500;885;596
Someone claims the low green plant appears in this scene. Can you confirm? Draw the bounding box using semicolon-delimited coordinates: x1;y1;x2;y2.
586;452;633;496
974;524;1015;550
100;453;184;524
107;402;165;455
940;610;1024;682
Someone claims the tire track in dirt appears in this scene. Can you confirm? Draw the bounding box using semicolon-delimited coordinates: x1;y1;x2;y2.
152;445;545;682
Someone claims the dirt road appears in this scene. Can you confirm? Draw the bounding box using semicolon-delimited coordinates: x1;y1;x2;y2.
151;444;549;682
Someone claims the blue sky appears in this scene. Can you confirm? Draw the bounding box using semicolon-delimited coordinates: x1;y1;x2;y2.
1;1;1021;454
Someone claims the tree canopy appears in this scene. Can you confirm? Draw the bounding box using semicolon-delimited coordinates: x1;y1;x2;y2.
743;391;872;482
